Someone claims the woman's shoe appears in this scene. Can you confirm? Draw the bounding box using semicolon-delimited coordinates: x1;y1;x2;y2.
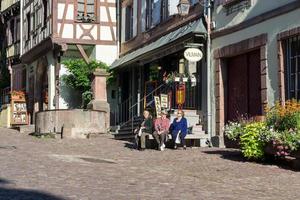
183;145;187;150
174;145;177;149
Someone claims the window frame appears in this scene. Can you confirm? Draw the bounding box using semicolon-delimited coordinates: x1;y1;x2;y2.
76;0;98;23
284;35;300;100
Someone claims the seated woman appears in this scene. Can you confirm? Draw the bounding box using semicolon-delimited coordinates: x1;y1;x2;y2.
153;110;170;151
134;110;153;151
170;110;188;150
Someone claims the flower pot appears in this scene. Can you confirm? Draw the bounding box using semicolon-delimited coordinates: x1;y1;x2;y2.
290;150;300;159
224;136;241;149
174;77;180;82
264;142;277;156
182;78;188;82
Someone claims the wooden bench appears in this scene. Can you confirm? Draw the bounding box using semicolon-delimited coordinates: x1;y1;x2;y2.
147;133;209;147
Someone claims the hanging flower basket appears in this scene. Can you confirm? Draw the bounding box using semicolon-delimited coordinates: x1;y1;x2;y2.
11;90;26;101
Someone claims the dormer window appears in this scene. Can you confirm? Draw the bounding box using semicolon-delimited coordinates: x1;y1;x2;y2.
77;0;96;22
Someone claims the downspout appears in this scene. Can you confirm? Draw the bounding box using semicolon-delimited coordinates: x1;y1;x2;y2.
205;0;212;146
20;0;23;56
116;0;121;58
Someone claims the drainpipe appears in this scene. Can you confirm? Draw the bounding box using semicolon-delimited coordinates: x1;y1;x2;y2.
205;0;212;146
116;0;121;58
20;0;23;56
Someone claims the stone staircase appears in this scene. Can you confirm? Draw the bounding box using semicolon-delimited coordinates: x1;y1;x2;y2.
112;110;208;144
112;116;143;140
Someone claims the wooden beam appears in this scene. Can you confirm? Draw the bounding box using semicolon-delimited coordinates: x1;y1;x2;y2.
76;44;90;63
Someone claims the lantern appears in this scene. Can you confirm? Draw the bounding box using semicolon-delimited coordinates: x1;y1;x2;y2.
177;0;191;16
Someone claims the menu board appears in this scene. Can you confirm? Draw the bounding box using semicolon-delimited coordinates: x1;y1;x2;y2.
11;101;28;125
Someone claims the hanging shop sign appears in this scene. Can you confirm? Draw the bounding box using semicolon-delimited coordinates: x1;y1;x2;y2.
184;48;203;62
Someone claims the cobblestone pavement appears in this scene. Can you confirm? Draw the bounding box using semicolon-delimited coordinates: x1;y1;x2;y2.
0;128;300;200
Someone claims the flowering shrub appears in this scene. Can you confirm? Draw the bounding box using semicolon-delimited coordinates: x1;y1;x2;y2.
224;121;243;141
266;100;300;131
224;100;300;160
239;122;267;160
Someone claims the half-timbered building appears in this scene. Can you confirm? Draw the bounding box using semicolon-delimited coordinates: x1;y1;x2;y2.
0;0;26;126
20;0;117;123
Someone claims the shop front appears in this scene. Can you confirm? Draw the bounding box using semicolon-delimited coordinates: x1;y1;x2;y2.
111;19;207;131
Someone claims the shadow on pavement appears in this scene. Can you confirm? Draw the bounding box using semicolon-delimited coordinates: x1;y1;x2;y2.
202;149;300;171
202;149;246;162
0;177;66;200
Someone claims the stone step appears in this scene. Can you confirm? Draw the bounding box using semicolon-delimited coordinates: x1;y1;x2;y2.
14;125;35;134
192;125;203;131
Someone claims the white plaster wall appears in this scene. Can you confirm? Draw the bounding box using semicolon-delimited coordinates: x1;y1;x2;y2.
66;4;74;20
57;3;65;19
95;45;118;65
59;62;82;109
100;6;109;22
100;26;113;40
62;24;74;38
213;0;297;30
212;8;300;106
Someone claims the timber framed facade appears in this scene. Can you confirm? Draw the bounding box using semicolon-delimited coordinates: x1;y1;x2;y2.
17;0;118;124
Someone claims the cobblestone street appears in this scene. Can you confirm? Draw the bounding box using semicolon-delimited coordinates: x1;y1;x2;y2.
0;128;299;200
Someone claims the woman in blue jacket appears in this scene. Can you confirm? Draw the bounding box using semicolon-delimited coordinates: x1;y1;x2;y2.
170;110;188;150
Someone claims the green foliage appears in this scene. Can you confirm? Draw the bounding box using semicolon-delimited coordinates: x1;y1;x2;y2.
224;121;243;141
82;90;93;108
62;59;110;108
239;122;267;160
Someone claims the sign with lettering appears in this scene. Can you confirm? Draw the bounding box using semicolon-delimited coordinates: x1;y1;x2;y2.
184;48;203;62
154;96;161;116
160;94;168;109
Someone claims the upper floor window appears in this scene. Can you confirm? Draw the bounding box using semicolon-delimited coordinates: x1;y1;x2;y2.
8;19;15;45
26;13;31;40
42;0;48;26
284;35;300;100
125;5;133;41
145;0;169;30
77;0;96;22
161;0;169;22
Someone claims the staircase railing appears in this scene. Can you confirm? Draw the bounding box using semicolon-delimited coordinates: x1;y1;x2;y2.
110;81;198;133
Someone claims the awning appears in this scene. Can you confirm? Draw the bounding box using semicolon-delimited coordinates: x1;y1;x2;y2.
110;19;207;69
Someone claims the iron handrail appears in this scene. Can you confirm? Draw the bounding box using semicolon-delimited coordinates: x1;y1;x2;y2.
128;82;167;110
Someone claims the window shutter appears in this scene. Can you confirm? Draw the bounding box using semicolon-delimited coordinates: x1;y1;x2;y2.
141;0;147;32
121;7;126;42
152;0;161;26
168;0;178;16
133;0;138;37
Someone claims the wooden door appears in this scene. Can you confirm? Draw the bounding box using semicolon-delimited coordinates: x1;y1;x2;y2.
248;50;262;116
227;50;261;122
227;54;248;121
